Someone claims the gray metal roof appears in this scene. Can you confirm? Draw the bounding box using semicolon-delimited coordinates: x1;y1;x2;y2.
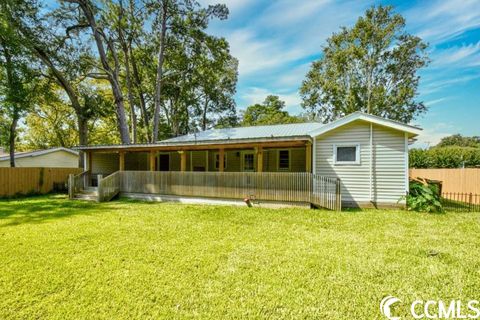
162;122;325;143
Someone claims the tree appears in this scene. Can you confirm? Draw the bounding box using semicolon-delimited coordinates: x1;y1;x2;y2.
241;95;303;126
300;5;429;123
65;0;131;144
0;0;40;166
436;134;480;148
148;0;229;141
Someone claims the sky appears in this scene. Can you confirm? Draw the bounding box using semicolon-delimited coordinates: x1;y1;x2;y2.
199;0;480;148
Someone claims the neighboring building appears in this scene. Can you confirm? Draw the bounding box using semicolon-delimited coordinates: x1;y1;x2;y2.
0;147;79;168
74;112;421;208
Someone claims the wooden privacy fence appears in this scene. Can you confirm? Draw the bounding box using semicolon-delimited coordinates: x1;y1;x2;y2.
409;168;480;202
0;167;82;197
99;171;342;210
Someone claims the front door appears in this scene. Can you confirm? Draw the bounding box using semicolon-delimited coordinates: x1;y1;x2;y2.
159;154;170;171
242;151;255;172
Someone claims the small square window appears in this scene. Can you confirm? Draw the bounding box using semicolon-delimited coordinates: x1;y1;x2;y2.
334;145;360;164
278;150;290;171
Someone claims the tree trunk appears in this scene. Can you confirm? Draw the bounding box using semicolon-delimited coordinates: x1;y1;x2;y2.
202;98;209;131
8;116;18;168
130;47;149;140
152;1;168;142
73;0;131;144
77;113;88;168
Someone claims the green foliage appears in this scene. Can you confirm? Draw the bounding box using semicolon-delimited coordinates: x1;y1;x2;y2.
300;5;429;123
436;134;480;148
241;95;303;126
410;147;480;168
405;181;443;213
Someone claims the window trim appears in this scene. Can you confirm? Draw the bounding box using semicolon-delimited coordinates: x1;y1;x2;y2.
213;152;227;170
277;149;291;171
333;144;361;165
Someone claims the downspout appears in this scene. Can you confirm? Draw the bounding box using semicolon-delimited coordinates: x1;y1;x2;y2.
312;136;316;175
369;123;373;203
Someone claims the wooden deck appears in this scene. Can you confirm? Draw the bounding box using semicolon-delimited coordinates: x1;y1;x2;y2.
69;171;342;211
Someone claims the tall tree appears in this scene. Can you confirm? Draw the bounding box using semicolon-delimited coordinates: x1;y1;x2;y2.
0;0;39;166
300;5;429;123
65;0;131;144
241;95;303;126
147;0;229;141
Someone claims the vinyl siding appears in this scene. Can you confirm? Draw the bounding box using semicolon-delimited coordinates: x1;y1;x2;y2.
91;152;119;174
314;120;406;206
0;150;79;168
125;152;148;171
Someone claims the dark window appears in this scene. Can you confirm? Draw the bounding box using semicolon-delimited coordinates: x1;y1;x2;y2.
278;150;290;170
159;154;170;171
336;146;357;163
243;153;255;171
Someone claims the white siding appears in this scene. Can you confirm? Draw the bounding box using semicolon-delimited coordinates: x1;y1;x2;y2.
315;120;406;206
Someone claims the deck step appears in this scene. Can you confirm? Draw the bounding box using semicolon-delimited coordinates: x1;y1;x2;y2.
73;193;98;201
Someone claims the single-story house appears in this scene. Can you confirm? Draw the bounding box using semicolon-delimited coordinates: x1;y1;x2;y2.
72;112;421;208
0;147;79;168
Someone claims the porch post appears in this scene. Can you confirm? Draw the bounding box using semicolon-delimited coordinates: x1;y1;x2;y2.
180;151;187;172
219;148;225;172
306;142;312;173
87;151;93;171
149;150;156;171
119;151;125;171
256;146;263;173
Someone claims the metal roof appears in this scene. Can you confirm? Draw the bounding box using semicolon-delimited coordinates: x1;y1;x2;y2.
0;147;79;161
161;122;325;143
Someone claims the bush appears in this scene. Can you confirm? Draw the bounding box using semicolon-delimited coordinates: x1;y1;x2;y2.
404;181;443;213
409;147;480;168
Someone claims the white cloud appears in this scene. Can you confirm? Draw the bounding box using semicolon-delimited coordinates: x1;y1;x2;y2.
431;41;480;68
412;122;457;148
421;74;480;95
424;98;448;107
227;29;306;75
406;0;480;44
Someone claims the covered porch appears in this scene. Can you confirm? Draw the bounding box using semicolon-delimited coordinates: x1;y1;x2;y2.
84;140;313;178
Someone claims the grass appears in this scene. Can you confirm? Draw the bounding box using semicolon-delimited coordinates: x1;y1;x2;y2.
1;195;479;319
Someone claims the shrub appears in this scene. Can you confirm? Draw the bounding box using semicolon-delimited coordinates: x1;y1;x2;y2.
409;147;480;168
404;181;443;213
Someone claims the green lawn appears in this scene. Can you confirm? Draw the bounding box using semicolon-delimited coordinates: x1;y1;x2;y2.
1;195;479;319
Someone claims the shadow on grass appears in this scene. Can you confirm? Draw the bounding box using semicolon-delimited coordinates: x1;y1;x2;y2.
0;194;105;228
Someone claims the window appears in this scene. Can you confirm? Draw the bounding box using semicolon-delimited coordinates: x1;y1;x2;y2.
278;150;290;171
214;153;227;170
334;144;360;165
243;152;255;172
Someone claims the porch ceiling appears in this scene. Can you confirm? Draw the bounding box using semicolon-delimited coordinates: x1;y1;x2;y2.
74;136;312;153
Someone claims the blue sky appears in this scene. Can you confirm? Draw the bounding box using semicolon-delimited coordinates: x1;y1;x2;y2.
200;0;480;147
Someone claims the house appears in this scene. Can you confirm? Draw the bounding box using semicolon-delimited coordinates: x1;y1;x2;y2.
0;147;79;168
72;112;421;208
